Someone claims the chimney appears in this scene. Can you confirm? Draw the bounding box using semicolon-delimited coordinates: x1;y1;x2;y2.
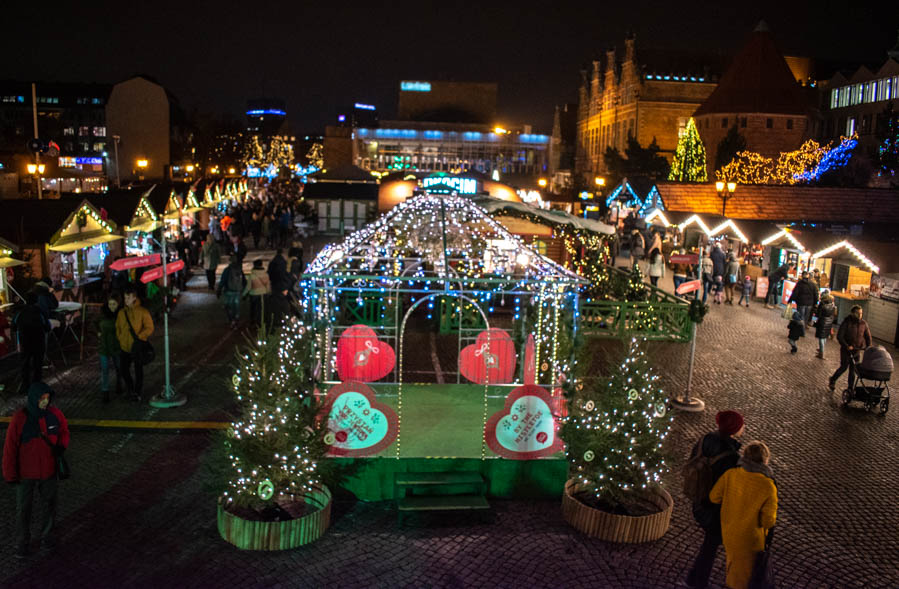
625;33;635;63
605;48;616;73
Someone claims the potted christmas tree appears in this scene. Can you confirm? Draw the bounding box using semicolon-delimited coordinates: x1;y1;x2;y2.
217;320;333;550
560;337;674;543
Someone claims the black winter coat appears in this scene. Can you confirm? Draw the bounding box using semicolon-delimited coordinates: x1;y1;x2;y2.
814;302;836;338
788;318;806;339
691;432;741;530
789;278;819;307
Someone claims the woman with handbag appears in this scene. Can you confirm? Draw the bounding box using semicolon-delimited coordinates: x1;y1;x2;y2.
115;285;154;402
709;441;778;589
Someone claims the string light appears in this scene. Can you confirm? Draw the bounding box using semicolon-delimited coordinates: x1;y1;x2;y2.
811;240;880;273
716;135;858;184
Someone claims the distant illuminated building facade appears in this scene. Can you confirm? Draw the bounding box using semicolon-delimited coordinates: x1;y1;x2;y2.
246;98;288;136
576;34;719;181
324;80;549;181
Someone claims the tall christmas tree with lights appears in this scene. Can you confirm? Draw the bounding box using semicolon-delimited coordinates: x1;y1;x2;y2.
561;338;672;509
668;118;708;182
878;103;899;184
222;321;328;514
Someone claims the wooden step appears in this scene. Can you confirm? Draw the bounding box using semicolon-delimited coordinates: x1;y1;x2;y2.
397;495;490;512
395;471;484;488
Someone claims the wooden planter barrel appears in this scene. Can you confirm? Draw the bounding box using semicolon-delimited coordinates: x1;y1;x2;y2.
561;479;673;543
217;485;332;550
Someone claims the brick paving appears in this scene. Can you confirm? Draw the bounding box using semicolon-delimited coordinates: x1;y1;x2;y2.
0;252;897;588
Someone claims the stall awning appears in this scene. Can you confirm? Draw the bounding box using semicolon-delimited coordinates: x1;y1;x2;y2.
0;237;25;267
48;200;123;253
126;220;164;233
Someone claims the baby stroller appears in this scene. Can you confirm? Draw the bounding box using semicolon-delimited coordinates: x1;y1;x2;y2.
842;345;893;415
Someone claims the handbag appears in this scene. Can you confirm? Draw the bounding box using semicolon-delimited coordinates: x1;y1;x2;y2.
782;304;794;320
728;273;738;284
40;434;70;481
748;528;775;589
123;308;155;365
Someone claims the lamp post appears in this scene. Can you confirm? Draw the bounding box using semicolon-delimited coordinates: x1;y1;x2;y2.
594;176;607;221
715;181;736;217
136;158;148;182
27;163;45;198
112;135;121;188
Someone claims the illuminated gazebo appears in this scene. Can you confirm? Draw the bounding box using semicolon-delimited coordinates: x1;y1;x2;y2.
301;193;584;489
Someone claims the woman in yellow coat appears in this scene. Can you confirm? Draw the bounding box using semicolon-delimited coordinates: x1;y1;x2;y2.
709;441;777;589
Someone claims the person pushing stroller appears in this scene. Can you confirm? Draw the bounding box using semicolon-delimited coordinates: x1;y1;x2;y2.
828;305;871;393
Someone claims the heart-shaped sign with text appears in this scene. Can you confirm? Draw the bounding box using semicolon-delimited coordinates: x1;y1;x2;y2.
319;381;398;457
459;328;517;384
336;325;396;382
484;385;564;459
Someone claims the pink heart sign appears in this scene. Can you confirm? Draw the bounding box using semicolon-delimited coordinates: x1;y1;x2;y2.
459;328;517;384
484;385;565;460
336;325;396;382
319;381;398;457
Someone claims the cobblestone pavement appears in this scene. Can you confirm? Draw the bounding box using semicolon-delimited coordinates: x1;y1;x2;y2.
1;253;897;588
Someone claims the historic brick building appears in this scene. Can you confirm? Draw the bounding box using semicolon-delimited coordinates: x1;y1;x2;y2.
575;34;718;182
693;22;810;175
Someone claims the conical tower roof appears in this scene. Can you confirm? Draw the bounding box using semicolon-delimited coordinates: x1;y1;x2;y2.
695;22;806;116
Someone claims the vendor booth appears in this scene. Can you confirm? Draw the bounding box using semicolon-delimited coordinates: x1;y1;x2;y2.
0;237;25;307
301;192;585;499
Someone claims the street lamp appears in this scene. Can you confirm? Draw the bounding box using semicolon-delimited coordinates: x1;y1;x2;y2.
136;158;148;182
594;176;605;188
26;163;45;197
538;178;547;187
715;180;736;217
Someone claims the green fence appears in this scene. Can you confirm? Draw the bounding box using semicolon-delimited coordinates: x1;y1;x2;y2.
579;265;692;342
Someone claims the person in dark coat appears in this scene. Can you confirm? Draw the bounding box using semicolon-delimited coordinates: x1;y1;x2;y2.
230;235;247;264
787;310;806;354
788;271;819;325
685;410;744;589
710;243;726;283
267;249;289;293
829;305;872;392
96;295;122;403
814;292;836;359
765;263;793;308
13;292;51;395
3;382;70;558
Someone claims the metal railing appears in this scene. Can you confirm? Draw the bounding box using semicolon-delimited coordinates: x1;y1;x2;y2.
579;265;692;342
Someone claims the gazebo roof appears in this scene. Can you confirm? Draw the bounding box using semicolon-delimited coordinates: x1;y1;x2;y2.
305;194;585;288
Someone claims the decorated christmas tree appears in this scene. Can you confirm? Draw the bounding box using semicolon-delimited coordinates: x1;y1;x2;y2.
626;261;647;301
222;321;328;514
668;118;708;182
878;103;899;184
561;338;673;509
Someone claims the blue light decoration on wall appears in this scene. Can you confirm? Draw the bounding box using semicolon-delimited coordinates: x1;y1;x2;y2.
400;81;431;92
354;103;376;111
518;134;550;144
637;186;665;216
604;181;642;209
793;135;858;183
246;109;287;116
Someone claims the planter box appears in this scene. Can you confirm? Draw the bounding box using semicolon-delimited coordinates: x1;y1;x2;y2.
218;485;332;550
561;479;673;543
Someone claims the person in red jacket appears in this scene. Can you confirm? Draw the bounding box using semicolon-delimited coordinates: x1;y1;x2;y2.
3;382;69;558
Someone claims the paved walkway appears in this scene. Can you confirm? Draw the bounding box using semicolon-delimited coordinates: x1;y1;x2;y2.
0;252;897;588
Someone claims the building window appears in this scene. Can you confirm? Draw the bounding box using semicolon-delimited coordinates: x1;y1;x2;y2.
721;117;728;128
786;119;793;130
92;98;103;105
740;117;747;128
830;88;839;109
861;114;871;134
766;118;773;129
93;126;106;137
63;127;74;136
93;142;105;152
78;126;89;136
846;117;856;136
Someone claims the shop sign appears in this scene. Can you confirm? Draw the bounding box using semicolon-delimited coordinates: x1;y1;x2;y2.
139;259;185;283
319;381;398;457
484;385;565;460
676;279;702;295
781;279;796;306
109;254;160;271
670;254;698;265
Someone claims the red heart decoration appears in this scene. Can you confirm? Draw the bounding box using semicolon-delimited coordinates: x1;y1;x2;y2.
336;325;396;382
459;328;517;384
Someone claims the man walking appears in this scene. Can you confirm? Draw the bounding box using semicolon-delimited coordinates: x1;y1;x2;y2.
684;410;744;589
201;236;221;291
217;257;246;330
788;271;819;325
828;305;872;393
3;382;70;558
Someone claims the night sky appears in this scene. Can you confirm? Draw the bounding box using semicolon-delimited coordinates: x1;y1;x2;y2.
6;1;897;133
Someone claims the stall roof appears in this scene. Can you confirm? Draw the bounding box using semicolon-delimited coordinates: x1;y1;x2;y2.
62;189;156;229
0;236;25;268
794;231;899;275
473;196;616;235
303;182;379;201
653;182;899;224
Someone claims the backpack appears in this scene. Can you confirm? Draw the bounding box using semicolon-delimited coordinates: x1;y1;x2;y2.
682;443;733;503
226;267;243;292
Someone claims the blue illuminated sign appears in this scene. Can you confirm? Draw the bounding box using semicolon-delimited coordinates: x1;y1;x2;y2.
75;157;103;165
422;176;478;194
354;103;376;111
400;81;431;92
246;109;286;116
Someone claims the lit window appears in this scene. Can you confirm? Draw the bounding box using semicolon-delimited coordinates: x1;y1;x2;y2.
78;126;89;136
93;142;105;152
93;126;106;137
846;117;856;136
92;98;103;105
63;127;74;136
830;89;839;109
